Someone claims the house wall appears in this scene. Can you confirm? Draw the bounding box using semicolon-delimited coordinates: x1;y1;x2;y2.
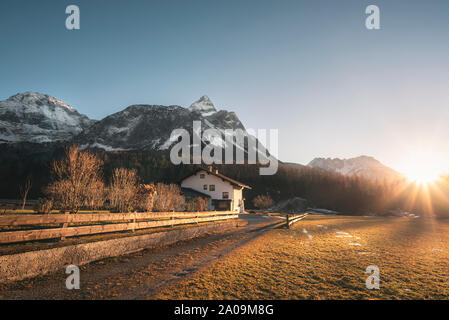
233;188;243;212
181;170;234;199
181;170;244;212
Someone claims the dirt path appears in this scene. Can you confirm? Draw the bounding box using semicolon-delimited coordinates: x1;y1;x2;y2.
0;214;283;300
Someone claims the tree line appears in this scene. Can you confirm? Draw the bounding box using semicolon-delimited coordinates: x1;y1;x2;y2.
1;143;449;217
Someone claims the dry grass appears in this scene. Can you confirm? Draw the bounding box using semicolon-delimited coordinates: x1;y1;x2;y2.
153;215;449;299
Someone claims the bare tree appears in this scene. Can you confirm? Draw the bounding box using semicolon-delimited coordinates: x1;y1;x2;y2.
153;183;185;212
133;184;157;212
252;195;275;210
108;168;137;213
19;178;32;210
185;197;208;212
85;179;106;210
35;198;53;214
46;145;104;212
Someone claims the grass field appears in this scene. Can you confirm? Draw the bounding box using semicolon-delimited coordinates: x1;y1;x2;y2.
154;215;449;299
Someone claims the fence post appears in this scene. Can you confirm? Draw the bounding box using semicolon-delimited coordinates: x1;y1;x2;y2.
286;214;290;229
60;211;69;240
131;213;136;233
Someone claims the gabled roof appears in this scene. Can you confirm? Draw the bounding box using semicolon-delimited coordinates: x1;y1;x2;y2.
180;167;252;189
180;187;211;198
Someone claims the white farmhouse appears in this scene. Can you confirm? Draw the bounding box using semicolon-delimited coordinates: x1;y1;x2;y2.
180;167;251;212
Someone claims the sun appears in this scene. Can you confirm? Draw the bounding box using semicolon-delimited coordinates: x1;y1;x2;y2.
402;162;445;185
405;169;440;185
397;147;448;185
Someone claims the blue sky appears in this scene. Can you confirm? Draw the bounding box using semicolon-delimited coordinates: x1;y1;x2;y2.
1;0;449;173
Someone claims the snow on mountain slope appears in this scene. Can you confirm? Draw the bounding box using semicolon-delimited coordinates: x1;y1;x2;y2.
188;95;217;116
75;96;256;155
0;92;94;143
308;156;404;182
76;104;197;151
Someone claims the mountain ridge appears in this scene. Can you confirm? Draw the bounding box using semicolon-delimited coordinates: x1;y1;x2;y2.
74;95;250;152
0;92;256;156
308;155;404;182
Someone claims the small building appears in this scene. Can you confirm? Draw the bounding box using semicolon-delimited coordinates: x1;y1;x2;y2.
180;167;251;212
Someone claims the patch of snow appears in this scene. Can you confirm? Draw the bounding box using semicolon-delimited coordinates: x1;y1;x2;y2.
301;228;312;240
88;142;129;151
308;208;340;215
158;136;178;150
201;111;216;117
150;138;161;148
108;126;130;135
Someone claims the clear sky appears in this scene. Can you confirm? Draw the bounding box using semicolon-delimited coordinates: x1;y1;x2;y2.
1;0;448;174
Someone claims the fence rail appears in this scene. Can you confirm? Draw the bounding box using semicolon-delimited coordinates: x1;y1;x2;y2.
286;213;308;228
0;211;238;244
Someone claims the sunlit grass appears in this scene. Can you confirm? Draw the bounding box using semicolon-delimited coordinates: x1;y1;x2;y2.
154;215;449;299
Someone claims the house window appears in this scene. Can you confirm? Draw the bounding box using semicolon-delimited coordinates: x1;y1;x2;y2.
203;184;207;190
200;174;205;179
209;185;215;191
223;192;229;199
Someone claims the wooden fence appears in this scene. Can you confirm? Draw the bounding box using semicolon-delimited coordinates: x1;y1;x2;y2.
0;211;238;245
285;213;308;228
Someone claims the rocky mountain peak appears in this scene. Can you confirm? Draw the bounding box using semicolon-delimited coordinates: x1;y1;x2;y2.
188;95;217;116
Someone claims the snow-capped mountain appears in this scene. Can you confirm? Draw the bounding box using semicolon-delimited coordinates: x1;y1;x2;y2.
74;96;255;154
0;92;94;143
308;156;404;182
0;92;267;161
